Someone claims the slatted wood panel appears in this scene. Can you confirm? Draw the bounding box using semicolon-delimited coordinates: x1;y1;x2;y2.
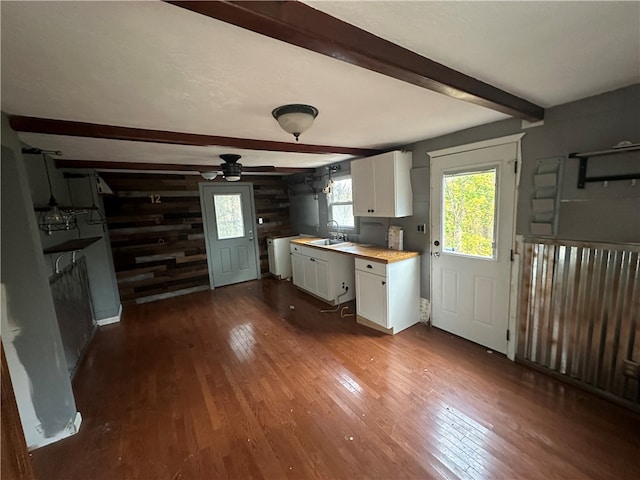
517;237;640;408
102;173;292;304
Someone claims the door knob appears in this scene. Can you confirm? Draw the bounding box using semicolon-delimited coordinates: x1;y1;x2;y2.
433;252;440;258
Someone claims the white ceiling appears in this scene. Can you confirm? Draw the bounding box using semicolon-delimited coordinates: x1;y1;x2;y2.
2;1;638;171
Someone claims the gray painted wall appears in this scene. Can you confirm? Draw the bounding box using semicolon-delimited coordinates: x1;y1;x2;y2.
24;155;121;320
290;85;640;299
66;174;121;320
1;113;78;448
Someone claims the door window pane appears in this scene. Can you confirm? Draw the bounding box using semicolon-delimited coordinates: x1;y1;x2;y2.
442;169;496;258
214;194;244;239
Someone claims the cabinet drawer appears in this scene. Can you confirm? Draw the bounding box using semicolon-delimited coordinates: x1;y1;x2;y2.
290;244;311;256
290;243;330;261
355;258;387;277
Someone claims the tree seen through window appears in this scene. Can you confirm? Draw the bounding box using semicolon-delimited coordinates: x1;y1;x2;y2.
327;176;355;228
443;169;496;258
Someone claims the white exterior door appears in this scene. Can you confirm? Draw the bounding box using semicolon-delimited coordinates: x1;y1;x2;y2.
200;183;259;288
430;136;521;354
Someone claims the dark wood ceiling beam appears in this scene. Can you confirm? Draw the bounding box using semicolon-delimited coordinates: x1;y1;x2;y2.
54;159;316;174
168;0;544;121
9;115;379;156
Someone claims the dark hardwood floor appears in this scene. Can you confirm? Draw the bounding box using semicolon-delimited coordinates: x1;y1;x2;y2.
31;278;640;479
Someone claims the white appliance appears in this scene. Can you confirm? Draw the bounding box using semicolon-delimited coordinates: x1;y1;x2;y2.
267;236;301;279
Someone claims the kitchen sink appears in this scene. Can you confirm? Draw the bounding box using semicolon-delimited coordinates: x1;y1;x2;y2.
309;238;350;246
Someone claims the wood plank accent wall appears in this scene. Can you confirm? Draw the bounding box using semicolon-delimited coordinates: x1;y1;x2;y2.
101;173;292;304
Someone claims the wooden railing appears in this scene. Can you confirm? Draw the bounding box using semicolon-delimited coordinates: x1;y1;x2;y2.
517;237;640;408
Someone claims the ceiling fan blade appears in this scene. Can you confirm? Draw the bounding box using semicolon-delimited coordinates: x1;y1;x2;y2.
54;159;315;175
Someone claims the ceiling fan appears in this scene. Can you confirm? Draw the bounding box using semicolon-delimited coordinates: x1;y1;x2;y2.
199;153;320;181
201;154;242;182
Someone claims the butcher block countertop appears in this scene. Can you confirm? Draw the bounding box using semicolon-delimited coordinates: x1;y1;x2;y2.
291;237;420;264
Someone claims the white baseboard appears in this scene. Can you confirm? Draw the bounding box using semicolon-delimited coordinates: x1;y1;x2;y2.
73;411;82;431
96;304;122;326
28;412;82;451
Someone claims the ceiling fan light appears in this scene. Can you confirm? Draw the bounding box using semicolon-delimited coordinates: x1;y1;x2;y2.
201;171;218;180
220;154;243;181
272;104;318;141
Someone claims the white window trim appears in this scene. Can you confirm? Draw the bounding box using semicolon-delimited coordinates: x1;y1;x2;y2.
326;174;358;233
427;133;526;159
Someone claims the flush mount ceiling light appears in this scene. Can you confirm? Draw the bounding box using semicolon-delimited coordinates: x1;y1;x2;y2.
272;104;319;142
220;154;242;181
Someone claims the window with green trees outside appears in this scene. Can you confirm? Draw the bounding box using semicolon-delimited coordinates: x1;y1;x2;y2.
442;168;497;258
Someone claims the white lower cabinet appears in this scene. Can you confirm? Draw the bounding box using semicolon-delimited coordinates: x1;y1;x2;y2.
315;258;330;299
355;256;420;334
290;244;355;305
355;269;388;327
291;249;305;288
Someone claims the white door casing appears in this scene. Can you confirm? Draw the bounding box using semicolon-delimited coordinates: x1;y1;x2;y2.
429;134;523;356
200;183;260;288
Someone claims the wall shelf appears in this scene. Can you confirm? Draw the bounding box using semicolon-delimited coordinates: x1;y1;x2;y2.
34;205;97;212
569;143;640;188
43;237;101;254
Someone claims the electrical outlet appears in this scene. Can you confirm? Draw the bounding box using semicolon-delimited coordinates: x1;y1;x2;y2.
417;224;426;233
623;360;640;379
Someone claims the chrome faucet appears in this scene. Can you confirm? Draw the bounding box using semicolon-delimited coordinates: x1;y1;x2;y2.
326;220;343;240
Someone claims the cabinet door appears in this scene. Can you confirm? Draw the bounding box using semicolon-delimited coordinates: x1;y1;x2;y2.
315;259;330;300
371;155;396;217
291;253;305;288
355;270;388;328
268;245;276;275
303;257;318;294
351;157;375;216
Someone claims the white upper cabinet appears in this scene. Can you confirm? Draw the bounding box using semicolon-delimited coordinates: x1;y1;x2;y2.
351;150;413;218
